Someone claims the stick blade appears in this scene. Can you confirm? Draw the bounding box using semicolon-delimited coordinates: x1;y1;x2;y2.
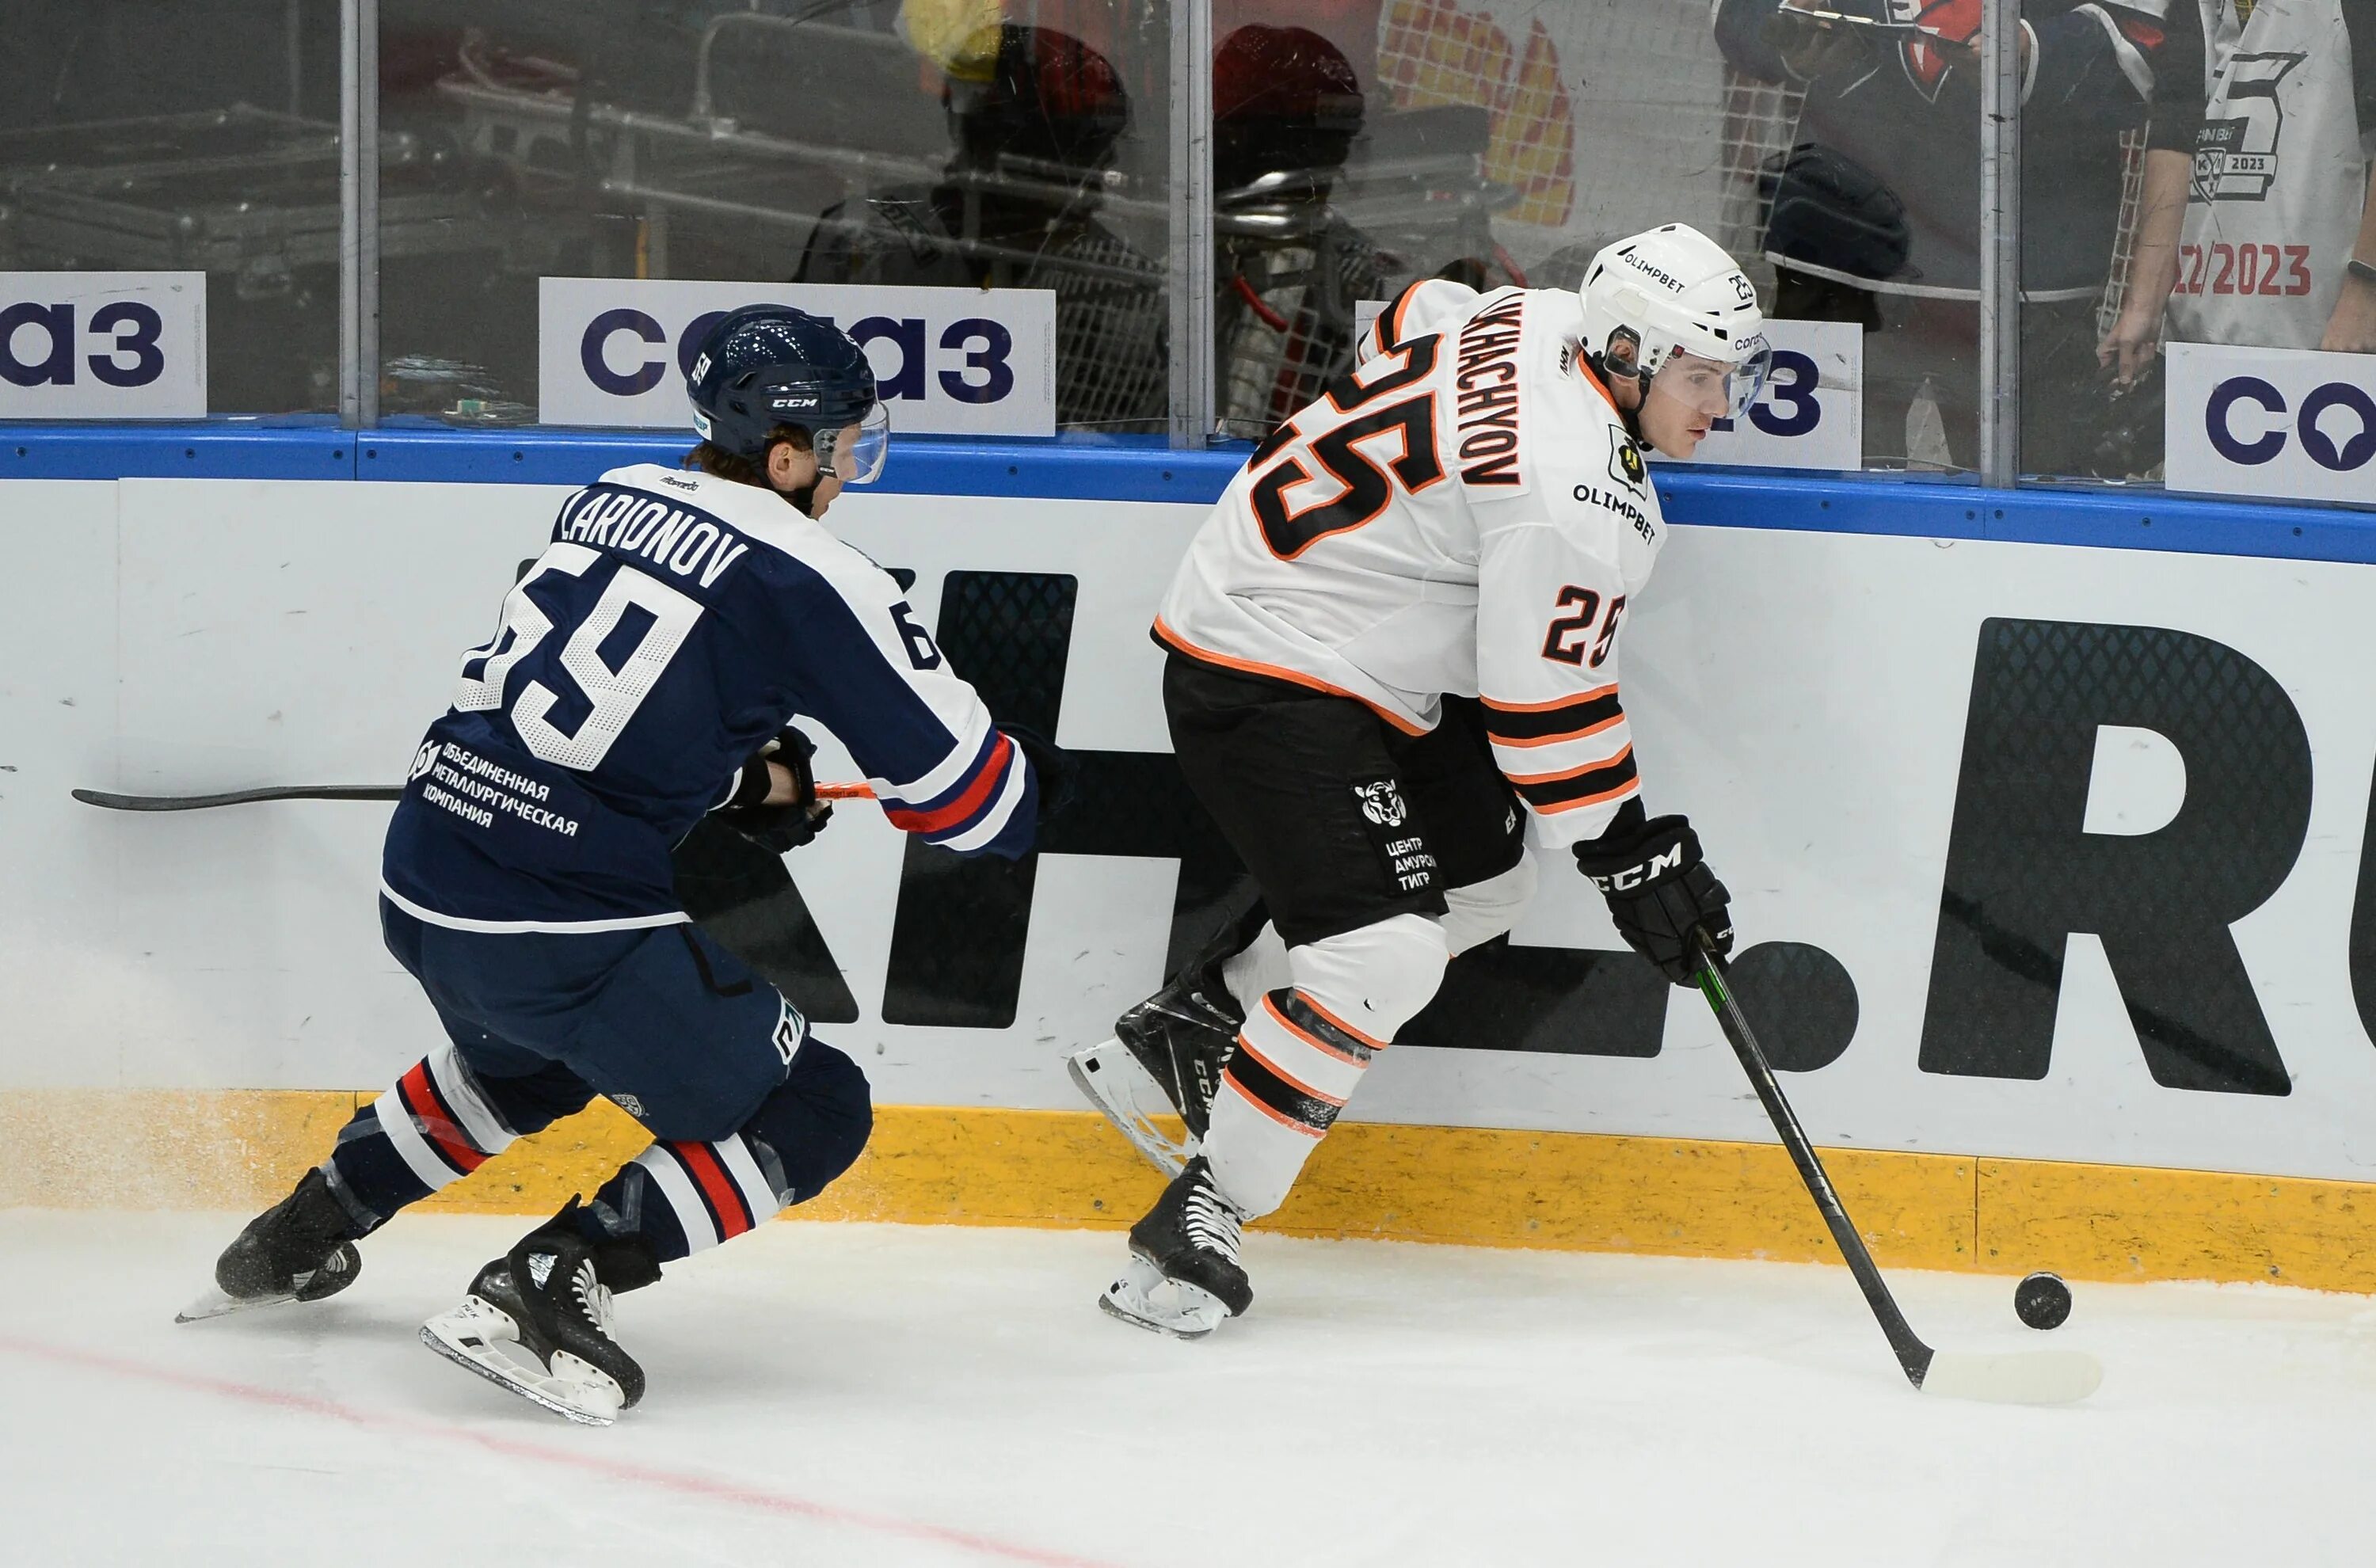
73;789;173;811
1919;1349;2103;1406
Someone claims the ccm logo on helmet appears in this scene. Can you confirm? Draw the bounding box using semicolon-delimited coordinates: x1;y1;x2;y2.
581;309;1016;405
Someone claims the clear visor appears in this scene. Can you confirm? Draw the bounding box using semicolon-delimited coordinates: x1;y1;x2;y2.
1650;341;1773;423
817;403;892;485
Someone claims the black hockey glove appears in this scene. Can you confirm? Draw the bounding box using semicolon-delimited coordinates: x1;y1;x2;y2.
1001;723;1079;828
718;726;831;855
1571;812;1734;986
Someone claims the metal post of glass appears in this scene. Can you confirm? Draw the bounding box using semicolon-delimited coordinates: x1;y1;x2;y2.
1977;0;2022;485
1167;0;1215;450
338;0;380;428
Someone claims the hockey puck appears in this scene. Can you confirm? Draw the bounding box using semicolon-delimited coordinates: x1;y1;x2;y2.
2015;1271;2072;1330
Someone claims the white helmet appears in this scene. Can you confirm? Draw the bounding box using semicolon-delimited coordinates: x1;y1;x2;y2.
1578;223;1771;420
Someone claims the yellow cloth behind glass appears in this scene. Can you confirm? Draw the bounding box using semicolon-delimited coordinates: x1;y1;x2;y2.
898;0;1006;80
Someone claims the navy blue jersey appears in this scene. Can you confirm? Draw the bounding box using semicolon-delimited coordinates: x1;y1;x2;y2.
382;463;1035;931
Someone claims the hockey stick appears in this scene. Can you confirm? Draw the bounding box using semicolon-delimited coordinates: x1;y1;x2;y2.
1692;938;2103;1406
72;785;401;811
72;781;878;813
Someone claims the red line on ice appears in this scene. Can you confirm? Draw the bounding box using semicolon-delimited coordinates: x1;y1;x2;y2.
0;1332;1117;1568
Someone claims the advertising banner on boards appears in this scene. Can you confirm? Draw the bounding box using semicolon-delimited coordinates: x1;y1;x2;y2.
2165;341;2376;506
0;272;206;420
14;474;2376;1191
538;277;1058;436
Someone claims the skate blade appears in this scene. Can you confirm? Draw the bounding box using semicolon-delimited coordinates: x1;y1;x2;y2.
1098;1254;1229;1341
1068;1039;1192;1177
421;1296;623;1427
176;1285;295;1324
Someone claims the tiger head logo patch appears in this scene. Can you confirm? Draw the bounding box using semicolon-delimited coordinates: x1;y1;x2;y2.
1352;778;1409;828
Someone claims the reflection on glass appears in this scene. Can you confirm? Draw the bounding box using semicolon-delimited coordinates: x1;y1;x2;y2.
383;1;1171;432
1213;24;1383;437
1716;0;2154;475
1213;1;1866;451
798;21;1167;432
0;2;343;413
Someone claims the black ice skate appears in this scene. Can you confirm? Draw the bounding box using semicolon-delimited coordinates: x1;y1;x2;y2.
421;1201;659;1426
177;1167;364;1323
1100;1155;1252;1340
1070;907;1264;1174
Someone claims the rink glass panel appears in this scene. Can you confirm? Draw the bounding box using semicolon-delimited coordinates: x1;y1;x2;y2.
374;0;1175;435
1204;0;1972;472
2012;8;2165;486
1203;1;1751;441
0;0;346;415
2044;0;2376;502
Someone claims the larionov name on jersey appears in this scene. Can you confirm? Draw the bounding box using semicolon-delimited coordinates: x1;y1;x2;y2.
557;488;754;589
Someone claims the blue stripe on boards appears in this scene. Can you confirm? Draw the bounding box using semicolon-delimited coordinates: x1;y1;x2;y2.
7;424;2376;565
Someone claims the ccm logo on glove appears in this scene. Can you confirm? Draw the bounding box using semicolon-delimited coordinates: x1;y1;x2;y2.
1588;841;1688;893
1573;813;1734;986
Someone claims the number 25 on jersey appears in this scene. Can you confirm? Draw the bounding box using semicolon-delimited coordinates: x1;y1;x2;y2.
1541;584;1623;669
1247;336;1445;558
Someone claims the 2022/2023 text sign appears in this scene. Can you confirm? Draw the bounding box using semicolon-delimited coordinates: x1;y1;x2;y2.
538;278;1057;437
0;272;206;420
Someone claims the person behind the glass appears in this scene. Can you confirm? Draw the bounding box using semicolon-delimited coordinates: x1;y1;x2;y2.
2099;0;2376;376
796;23;1167;431
1211;23;1388;436
1715;0;2175;474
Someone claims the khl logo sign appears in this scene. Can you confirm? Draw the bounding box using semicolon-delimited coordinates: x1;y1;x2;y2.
539;277;1057;438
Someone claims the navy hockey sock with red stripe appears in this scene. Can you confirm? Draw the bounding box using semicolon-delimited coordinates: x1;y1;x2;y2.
325;1047;595;1227
579;1039;873;1262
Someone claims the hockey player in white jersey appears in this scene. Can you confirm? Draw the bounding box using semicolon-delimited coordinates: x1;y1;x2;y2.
1072;223;1770;1338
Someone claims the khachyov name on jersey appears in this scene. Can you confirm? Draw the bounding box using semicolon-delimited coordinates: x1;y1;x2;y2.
1454;294;1529;487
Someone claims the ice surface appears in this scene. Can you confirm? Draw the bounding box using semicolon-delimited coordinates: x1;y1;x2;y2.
6;1210;2374;1566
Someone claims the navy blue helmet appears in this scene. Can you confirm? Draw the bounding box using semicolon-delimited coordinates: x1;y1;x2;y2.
686;306;889;483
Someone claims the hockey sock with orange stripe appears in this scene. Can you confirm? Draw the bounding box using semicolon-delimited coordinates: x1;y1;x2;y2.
1203;913;1449;1217
1205;988;1385;1216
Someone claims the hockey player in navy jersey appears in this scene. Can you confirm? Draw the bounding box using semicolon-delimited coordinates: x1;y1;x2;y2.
184;306;1038;1424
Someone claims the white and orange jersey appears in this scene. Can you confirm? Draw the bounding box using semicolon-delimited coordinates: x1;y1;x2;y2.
1156;279;1666;847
